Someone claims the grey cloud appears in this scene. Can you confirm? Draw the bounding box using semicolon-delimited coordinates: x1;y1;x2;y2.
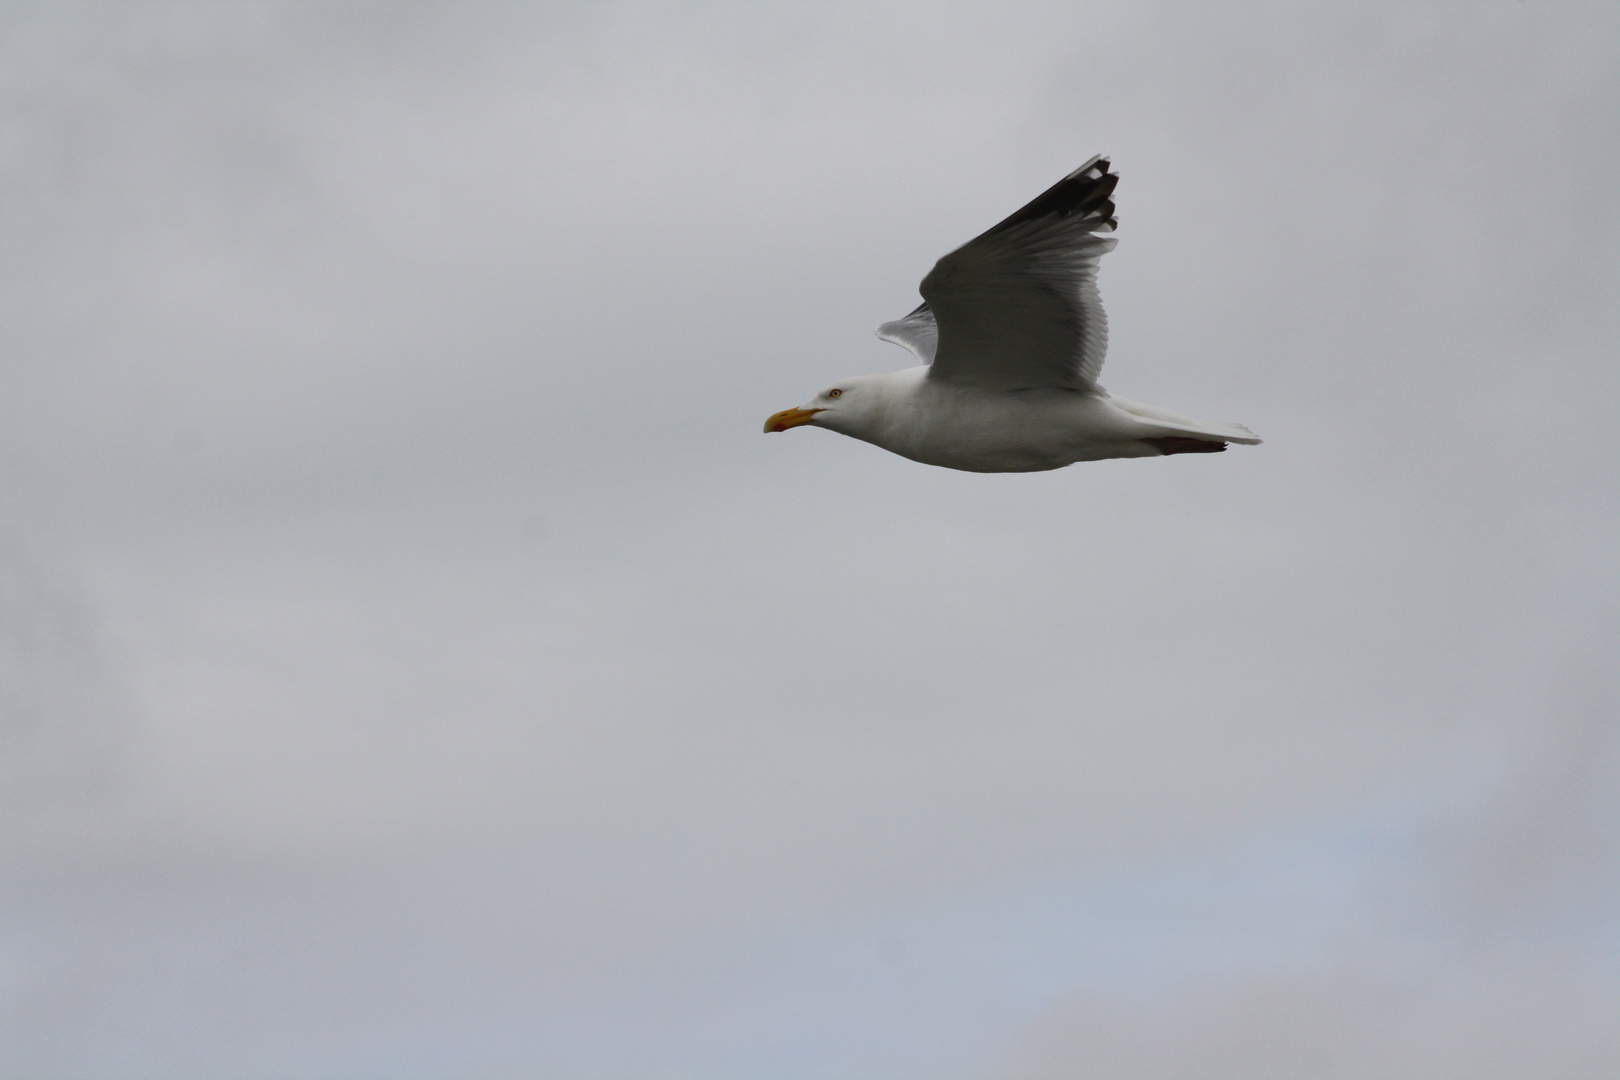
0;2;1616;1077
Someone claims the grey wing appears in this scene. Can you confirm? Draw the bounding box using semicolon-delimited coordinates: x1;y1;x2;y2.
921;155;1119;390
874;302;938;364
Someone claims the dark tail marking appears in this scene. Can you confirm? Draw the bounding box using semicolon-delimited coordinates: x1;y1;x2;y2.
1143;436;1226;455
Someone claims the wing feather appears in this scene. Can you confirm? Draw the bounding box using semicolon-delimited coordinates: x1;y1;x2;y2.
874;302;938;364
917;156;1119;390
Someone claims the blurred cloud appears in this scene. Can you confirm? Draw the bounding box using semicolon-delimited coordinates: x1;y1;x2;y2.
0;2;1616;1077
998;662;1620;1080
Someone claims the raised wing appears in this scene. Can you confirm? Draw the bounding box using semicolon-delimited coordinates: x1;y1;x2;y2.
874;302;938;364
920;155;1119;390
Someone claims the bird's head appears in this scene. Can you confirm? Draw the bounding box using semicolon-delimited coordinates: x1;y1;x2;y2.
764;375;890;436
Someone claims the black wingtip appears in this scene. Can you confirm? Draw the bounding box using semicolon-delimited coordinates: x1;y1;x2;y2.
980;155;1118;238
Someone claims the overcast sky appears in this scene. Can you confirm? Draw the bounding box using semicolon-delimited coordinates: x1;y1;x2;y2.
1;2;1617;1077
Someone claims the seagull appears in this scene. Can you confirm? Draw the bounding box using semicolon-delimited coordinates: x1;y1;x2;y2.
764;156;1259;471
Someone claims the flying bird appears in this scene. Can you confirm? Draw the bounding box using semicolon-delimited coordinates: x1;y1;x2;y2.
764;156;1259;471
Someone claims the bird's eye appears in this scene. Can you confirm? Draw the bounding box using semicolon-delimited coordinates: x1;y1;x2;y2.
828;388;843;398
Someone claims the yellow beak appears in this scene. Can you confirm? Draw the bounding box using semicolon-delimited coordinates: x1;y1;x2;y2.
763;407;823;433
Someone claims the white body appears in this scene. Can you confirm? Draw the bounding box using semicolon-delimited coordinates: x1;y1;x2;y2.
808;366;1258;473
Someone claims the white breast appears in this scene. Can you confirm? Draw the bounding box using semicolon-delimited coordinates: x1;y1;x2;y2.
856;371;1154;473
